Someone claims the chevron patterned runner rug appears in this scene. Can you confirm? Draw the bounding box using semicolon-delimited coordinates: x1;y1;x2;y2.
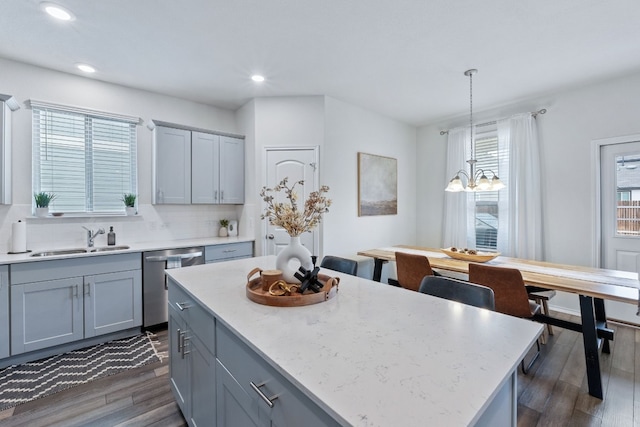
0;332;162;411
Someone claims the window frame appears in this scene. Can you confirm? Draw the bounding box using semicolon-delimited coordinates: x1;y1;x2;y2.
30;100;139;216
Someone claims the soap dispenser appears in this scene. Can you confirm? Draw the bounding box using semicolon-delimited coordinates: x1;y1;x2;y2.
107;226;116;246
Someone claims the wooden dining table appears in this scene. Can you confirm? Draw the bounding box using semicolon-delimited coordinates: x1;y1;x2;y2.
357;245;640;399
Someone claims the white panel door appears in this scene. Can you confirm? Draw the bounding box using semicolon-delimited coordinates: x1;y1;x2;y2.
264;148;319;257
600;140;640;324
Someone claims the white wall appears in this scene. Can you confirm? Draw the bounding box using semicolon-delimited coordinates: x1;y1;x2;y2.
324;97;417;281
417;71;640;315
0;58;241;252
237;96;418;282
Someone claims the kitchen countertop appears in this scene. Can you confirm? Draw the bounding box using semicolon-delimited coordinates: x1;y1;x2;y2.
166;255;543;426
0;236;254;265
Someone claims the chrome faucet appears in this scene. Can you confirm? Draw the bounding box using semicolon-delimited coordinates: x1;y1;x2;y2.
82;226;105;247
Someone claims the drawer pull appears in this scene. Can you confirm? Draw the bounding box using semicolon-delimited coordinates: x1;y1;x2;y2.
177;328;182;353
250;381;278;408
222;249;237;253
176;301;189;311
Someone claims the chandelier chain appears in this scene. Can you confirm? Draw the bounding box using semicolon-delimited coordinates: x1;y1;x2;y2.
469;70;473;160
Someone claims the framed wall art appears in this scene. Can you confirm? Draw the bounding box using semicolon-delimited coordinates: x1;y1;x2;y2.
358;152;397;216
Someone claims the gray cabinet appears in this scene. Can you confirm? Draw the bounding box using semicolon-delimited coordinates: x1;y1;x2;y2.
218;135;244;204
0;266;10;358
216;324;340;427
205;241;253;264
154;124;244;205
84;270;142;338
191;133;244;205
169;278;338;427
168;279;216;427
0;97;13;204
11;277;84;354
154;126;192;204
10;254;142;355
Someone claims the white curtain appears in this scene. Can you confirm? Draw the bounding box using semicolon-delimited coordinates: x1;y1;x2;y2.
496;113;543;260
443;127;476;249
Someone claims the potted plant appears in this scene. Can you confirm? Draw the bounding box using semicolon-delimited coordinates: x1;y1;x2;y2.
34;192;56;217
219;219;229;237
122;193;137;215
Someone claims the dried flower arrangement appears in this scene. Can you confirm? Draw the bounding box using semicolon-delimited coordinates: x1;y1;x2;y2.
260;178;331;237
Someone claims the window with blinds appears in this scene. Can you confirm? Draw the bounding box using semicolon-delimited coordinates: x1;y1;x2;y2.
32;103;137;214
474;128;501;250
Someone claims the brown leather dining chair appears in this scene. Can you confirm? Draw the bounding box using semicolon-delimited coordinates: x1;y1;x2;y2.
393;251;436;292
468;263;543;374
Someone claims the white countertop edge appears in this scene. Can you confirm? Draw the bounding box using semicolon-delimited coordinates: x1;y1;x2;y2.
0;236;255;264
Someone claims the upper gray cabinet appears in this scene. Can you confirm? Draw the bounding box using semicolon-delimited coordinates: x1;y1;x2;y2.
154;126;192;204
154;124;244;205
0;95;16;205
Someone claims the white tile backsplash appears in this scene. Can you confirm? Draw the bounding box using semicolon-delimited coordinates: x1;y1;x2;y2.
1;204;245;252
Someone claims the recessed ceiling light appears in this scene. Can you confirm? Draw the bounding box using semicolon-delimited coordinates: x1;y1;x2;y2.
41;2;75;21
76;63;96;73
251;75;265;82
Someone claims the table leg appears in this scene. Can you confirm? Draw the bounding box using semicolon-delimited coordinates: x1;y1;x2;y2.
579;295;603;399
372;258;386;282
593;297;610;354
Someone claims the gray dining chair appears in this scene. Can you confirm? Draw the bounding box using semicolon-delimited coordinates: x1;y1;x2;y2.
418;276;495;311
320;255;358;276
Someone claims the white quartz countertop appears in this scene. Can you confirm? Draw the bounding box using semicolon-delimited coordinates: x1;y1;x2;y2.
0;236;254;265
167;256;543;427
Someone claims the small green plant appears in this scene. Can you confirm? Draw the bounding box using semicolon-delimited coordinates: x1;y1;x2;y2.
121;193;137;207
34;192;56;208
219;219;229;228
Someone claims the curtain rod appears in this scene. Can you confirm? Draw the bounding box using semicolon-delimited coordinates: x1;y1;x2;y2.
439;108;547;135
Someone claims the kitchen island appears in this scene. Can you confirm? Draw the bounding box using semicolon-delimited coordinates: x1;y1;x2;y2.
166;256;543;426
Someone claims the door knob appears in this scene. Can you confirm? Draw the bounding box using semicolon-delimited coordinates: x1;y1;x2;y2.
267;234;274;239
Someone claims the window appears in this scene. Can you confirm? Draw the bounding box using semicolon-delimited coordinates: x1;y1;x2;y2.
31;101;138;214
473;127;501;251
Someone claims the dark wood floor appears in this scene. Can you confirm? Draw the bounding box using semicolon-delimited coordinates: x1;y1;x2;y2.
0;313;638;426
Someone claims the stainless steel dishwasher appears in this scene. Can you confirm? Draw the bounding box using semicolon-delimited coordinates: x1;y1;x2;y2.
143;247;204;327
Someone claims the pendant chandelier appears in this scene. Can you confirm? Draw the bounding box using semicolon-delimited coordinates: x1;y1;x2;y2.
445;69;505;192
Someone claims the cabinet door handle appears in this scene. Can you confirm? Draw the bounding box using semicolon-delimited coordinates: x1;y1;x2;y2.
221;191;224;201
72;285;77;298
214;190;218;202
250;381;278;408
177;328;183;353
84;283;91;296
176;301;189;311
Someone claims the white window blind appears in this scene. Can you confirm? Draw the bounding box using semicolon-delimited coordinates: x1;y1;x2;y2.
474;127;502;250
31;102;138;214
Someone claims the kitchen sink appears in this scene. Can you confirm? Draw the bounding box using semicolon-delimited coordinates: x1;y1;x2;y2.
89;245;130;252
30;245;131;257
30;248;89;257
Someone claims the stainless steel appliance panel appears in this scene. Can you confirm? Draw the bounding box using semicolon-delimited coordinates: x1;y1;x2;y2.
143;247;204;327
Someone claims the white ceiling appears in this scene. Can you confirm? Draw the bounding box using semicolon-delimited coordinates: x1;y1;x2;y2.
2;0;640;126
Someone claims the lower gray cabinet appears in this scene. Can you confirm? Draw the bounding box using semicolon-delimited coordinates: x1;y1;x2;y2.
84;270;142;338
205;242;253;264
168;279;216;427
11;277;84;354
169;278;339;427
0;266;10;358
10;254;142;356
216;324;340;427
216;360;260;427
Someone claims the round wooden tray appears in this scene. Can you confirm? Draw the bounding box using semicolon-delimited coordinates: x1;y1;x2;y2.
441;248;500;263
246;268;339;307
